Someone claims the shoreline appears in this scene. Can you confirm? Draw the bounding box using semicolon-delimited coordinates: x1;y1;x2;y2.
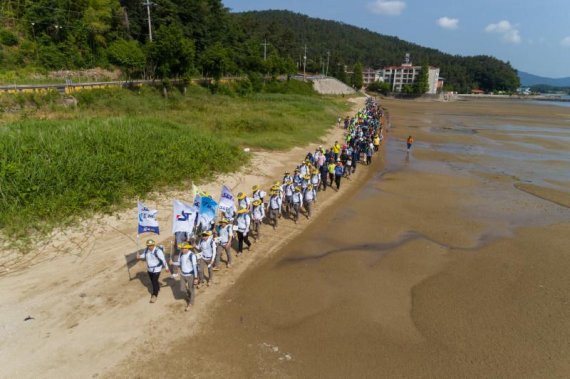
0;95;380;379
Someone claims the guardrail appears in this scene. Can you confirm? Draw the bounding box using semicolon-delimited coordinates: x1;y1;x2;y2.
0;77;242;95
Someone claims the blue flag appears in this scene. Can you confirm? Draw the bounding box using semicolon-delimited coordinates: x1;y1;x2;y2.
199;196;219;228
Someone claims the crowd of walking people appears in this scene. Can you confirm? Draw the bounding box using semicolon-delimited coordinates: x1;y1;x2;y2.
137;97;386;311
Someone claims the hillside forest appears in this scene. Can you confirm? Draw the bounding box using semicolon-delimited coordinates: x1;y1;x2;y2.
0;2;519;92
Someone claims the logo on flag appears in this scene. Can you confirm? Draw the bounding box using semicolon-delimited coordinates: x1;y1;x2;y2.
172;200;198;234
138;201;160;235
218;185;235;213
199;195;219;228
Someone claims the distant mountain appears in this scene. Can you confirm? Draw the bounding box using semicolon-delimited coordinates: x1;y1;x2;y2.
518;71;570;87
233;10;520;93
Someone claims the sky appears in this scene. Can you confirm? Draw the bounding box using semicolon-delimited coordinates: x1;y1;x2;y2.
223;0;570;78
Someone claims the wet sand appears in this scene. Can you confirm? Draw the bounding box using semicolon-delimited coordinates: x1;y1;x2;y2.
113;100;570;378
109;98;570;378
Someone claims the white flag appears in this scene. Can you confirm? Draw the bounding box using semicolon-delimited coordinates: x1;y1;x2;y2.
172;199;198;234
218;185;235;213
137;201;160;235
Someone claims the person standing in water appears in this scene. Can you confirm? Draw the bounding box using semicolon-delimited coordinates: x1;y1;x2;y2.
407;135;414;152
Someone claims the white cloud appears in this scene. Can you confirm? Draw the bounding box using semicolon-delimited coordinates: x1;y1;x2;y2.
367;0;406;16
485;20;521;44
436;17;459;30
561;36;570;47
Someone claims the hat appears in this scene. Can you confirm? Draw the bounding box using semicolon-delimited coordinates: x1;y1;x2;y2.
294;186;301;192
237;192;246;200
201;231;212;237
271;184;279;190
146;239;156;246
219;218;229;224
311;169;318;174
274;181;281;186
270;190;278;195
252;185;259;191
252;199;262;206
180;242;192;249
304;174;310;180
237;208;249;214
284;171;290;175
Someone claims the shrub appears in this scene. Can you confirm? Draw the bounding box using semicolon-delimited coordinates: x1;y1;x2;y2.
0;29;18;46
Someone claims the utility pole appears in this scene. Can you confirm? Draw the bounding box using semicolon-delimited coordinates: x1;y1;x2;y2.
303;44;307;81
261;39;270;61
326;51;330;77
143;0;153;42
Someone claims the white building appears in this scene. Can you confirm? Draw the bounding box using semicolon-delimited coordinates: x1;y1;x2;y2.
363;67;383;86
365;54;440;94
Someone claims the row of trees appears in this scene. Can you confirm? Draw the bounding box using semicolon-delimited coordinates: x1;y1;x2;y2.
0;0;296;80
0;4;520;92
233;10;520;93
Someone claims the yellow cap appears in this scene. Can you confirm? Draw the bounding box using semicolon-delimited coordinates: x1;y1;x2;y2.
252;185;259;191
146;239;156;246
201;231;212;236
252;199;262;206
237;192;246;200
180;243;192;249
237;208;249;214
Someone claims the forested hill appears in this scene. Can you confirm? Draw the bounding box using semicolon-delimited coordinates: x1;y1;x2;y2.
232;10;520;93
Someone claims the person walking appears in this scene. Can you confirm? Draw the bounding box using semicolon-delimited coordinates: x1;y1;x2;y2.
291;186;303;223
197;230;217;286
137;239;169;303
319;161;329;191
333;141;341;161
327;160;336;187
284;180;294;216
237;192;251;211
215;218;233;268
235;208;252;255
268;189;281;229
407;135;414;152
334;161;344;190
251;199;265;241
303;184;317;219
170;242;198;311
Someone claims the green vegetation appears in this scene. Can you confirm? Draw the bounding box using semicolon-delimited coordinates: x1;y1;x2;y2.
233;10;521;93
0;82;349;238
0;0;295;82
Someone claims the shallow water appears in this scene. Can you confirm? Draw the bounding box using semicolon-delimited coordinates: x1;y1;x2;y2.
132;101;570;378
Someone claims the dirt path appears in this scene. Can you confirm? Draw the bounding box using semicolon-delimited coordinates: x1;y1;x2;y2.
0;96;368;379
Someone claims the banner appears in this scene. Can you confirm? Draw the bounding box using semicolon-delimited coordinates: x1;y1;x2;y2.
218;185;235;213
137;201;160;235
172;199;198;234
199;196;219;228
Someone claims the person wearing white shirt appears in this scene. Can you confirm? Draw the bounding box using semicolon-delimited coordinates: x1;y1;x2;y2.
268;189;282;229
235;208;252;254
170;243;198;311
215;218;234;268
251;199;265;241
291;186;303;223
303;184;317;219
197;231;217;286
237;192;251;210
137;239;169;303
284;180;294;216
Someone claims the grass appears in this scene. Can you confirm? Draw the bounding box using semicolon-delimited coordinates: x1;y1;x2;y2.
0;82;351;239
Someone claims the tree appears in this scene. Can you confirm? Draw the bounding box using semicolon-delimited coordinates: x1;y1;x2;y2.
107;39;145;78
367;80;390;95
148;24;195;78
352;62;363;89
413;63;429;94
199;42;231;81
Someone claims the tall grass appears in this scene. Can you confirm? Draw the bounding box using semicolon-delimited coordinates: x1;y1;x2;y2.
0;84;350;238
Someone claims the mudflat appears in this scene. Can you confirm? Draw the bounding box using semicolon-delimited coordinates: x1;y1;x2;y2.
111;98;570;378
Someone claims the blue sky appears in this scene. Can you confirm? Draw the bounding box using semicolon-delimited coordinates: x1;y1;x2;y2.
223;0;570;78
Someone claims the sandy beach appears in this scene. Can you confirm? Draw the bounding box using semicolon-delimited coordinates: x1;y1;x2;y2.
1;96;569;378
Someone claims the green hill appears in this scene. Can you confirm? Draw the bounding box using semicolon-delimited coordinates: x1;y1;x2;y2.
232;10;520;93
